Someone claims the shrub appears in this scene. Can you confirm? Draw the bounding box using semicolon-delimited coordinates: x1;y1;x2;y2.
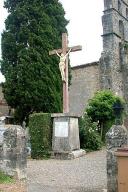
29;113;52;159
79;114;102;151
86;90;124;141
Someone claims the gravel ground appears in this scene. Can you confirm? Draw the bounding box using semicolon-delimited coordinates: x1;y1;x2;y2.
27;149;107;192
0;182;26;192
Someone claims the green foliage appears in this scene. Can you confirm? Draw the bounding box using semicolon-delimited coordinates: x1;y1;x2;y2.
79;114;102;151
0;171;14;183
1;0;69;124
29;113;52;159
86;90;124;140
87;90;115;122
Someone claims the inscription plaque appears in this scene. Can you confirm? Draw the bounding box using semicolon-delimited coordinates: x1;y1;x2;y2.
55;121;68;137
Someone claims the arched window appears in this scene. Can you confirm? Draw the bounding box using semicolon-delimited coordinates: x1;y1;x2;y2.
119;20;124;39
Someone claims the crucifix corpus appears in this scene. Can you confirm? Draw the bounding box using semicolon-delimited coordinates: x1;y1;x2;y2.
49;33;82;113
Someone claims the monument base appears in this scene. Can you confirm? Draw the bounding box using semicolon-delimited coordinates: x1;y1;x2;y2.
51;149;86;160
51;113;86;160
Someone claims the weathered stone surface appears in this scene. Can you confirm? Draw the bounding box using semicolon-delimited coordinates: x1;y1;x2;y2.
0;86;9;116
52;113;85;159
106;125;128;192
100;0;128;99
68;149;86;159
0;125;27;179
69;62;100;116
0;125;6;146
106;125;128;149
52;114;80;152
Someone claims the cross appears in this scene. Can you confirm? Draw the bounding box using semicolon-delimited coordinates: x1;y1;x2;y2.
49;33;82;113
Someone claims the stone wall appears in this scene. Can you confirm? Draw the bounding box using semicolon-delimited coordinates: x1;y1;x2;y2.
100;0;128;99
69;62;100;116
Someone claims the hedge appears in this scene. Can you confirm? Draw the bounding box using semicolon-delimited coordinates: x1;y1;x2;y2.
29;113;52;159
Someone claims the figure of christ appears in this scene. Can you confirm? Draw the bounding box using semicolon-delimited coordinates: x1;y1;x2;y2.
49;33;82;113
56;48;71;82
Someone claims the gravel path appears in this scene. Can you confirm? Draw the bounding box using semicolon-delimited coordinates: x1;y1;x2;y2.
27;149;107;192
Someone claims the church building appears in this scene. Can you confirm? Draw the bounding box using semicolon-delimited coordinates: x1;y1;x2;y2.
69;0;128;116
1;0;128;118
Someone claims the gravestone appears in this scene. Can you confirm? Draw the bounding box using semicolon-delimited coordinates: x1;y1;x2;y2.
0;117;6;145
0;117;6;168
0;124;27;179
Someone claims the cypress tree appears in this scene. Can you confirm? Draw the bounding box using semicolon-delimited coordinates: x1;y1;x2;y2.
1;0;68;123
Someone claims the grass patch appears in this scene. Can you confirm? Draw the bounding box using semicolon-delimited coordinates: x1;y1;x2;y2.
0;171;14;184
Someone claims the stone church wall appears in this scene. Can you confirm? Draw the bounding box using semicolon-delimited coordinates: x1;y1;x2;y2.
69;62;100;116
100;0;128;127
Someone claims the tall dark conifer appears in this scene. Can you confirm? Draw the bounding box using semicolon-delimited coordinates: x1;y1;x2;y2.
1;0;68;123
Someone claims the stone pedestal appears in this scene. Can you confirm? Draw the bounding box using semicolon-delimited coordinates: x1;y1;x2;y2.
106;125;128;192
51;113;85;159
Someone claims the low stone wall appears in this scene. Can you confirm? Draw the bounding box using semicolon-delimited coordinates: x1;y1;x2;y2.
0;125;27;179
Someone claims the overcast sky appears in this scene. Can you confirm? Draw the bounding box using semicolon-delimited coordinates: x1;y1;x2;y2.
0;0;104;82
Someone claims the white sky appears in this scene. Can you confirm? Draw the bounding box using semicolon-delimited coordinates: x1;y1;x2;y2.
0;0;104;82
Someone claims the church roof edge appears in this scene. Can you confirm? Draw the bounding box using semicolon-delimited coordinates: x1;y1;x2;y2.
71;61;99;70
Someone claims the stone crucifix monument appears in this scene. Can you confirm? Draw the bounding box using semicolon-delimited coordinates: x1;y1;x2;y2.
49;33;82;113
49;33;85;159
